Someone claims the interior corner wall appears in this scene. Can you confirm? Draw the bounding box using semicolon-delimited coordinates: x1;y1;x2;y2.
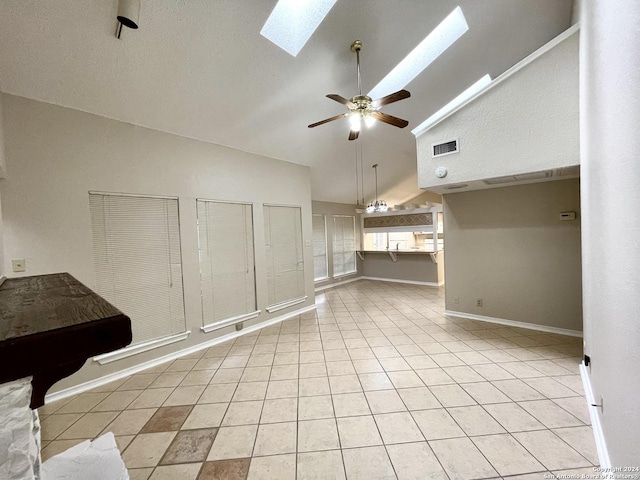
0;93;6;276
311;200;361;288
0;93;314;392
443;179;582;333
580;0;640;464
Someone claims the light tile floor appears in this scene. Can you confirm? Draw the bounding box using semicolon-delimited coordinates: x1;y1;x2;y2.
39;281;598;480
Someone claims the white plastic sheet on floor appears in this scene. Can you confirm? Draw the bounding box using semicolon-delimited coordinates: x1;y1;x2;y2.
41;432;129;480
0;377;41;480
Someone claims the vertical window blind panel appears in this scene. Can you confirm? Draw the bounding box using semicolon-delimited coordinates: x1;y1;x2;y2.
264;205;305;307
332;215;357;276
196;200;257;325
312;214;328;281
89;194;186;345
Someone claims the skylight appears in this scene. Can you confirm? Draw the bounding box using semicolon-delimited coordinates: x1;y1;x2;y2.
260;0;338;57
411;74;492;135
367;6;469;100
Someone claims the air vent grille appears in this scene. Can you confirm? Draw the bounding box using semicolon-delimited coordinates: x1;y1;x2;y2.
432;139;459;157
484;170;553;185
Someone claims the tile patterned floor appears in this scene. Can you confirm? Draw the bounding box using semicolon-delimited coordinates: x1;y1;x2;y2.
38;281;598;480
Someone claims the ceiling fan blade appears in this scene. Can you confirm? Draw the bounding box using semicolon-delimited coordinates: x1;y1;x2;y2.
372;89;411;108
327;94;356;109
370;111;409;128
348;129;360;141
308;113;347;128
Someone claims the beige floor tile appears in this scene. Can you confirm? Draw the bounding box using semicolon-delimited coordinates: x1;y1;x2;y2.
58;411;119;439
298;418;341;452
454;351;492;365
430;437;499;480
210;368;244;384
387;441;448;480
118;373;161;391
261;397;298;423
300;362;328;378
247;454;296;480
55;392;110;413
329;375;362;394
460;382;512;404
374;412;424;444
115;434;135;451
365;389;407;414
141;405;193;433
299;377;331;397
552;397;591;424
336;415;382;448
221;355;249;368
254;422;297;456
448;405;506;436
522;377;579;399
163;385;206;406
266;379;299;399
415;368;456;386
492;379;546;401
352;359;384;374
199;383;237;404
299;395;335;420
271;364;299;381
482;402;545;432
357;372;394;391
247;354;275;367
512;430;592;470
150;371;189;388
326;360;356;376
554;375;584;395
443;366;487;384
297;450;346;480
231;382;267;402
386;370;424;389
128;468;154;480
472;434;545;476
378;357;411;371
89;377;129;393
104;408;157;436
222;400;263;426
274;352;300;365
412;409;465;440
198;458;251;480
41;413;83;441
471;364;516;381
121;431;177;468
160;428;218;464
429;384;476;407
193;356;224;370
518;400;584;428
92;390;143;411
332;392;370;417
128;387;174;409
180;369;216;386
149;463;202;480
207;425;258;460
552;426;599;465
404;355;438;370
182;403;228;429
300;350;325;363
396;387;441;410
166;358;199;372
342;446;396;480
348;347;376;360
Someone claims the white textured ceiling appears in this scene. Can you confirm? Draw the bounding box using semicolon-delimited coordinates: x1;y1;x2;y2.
0;0;573;205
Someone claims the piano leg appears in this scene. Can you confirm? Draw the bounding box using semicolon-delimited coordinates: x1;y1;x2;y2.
30;359;87;409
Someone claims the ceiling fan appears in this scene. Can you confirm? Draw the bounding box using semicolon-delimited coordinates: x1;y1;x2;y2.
308;40;411;141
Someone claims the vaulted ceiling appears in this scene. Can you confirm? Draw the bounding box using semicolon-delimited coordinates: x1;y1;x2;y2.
0;0;573;205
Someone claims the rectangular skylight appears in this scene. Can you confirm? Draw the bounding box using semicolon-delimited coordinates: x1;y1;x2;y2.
260;0;338;57
368;6;469;100
411;74;492;135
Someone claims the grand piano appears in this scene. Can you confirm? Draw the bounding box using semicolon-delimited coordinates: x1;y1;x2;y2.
0;273;132;408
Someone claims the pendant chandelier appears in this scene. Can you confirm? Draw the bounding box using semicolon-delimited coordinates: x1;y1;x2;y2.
366;164;389;213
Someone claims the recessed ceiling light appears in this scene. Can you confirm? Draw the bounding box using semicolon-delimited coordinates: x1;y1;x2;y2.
260;0;338;57
368;6;469;100
411;74;492;135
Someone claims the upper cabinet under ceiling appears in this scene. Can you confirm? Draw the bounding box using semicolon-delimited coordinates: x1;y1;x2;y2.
415;26;579;194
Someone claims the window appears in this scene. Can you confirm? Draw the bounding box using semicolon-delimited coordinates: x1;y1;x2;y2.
312;214;328;281
264;205;306;311
89;193;186;345
197;200;257;331
333;215;357;277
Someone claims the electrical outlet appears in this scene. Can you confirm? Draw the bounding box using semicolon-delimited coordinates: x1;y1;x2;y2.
453;296;459;305
12;258;26;273
475;298;483;307
235;322;244;331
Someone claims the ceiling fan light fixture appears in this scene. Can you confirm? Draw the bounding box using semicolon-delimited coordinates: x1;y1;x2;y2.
349;114;362;132
364;115;376;128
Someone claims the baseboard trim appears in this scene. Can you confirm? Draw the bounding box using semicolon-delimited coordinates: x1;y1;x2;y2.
361;276;444;287
579;362;611;468
314;275;362;292
444;310;583;337
45;303;317;404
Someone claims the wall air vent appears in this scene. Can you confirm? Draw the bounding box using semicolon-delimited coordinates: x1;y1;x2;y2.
432;138;459;157
445;184;468;190
484;170;553;185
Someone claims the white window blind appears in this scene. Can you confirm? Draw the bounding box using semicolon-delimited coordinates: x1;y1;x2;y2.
197;200;257;328
89;193;186;345
264;205;305;309
312;214;328;281
333;215;357;277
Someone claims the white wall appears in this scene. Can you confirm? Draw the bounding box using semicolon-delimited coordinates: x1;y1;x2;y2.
0;94;314;391
580;0;640;464
416;29;579;193
444;179;582;333
0;93;6;276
